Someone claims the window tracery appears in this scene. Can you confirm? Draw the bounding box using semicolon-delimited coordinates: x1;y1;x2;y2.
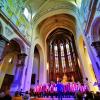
47;28;82;82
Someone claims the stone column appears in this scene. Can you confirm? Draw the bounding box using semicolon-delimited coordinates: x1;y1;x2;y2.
19;54;28;90
23;47;34;91
0;35;8;61
91;41;100;60
10;53;27;92
91;41;100;89
10;67;22;91
72;37;82;82
0;35;8;89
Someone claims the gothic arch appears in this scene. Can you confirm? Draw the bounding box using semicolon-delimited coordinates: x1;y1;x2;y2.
91;17;100;42
45;26;74;42
33;1;78;27
38;14;76;41
11;38;26;54
46;28;82;82
32;43;45;84
0;38;23;91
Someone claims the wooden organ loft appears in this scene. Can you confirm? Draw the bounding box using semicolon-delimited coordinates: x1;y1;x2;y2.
47;28;82;83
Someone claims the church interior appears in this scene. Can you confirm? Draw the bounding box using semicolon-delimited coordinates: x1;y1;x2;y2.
0;0;100;99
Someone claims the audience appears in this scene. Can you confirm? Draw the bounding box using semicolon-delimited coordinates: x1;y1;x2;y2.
94;91;100;100
12;91;22;100
23;91;30;100
0;91;5;99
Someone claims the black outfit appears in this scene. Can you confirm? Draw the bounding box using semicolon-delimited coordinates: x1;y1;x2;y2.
3;94;12;100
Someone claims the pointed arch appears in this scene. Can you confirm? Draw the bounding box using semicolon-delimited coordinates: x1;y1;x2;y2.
11;38;26;54
91;17;100;42
32;43;45;84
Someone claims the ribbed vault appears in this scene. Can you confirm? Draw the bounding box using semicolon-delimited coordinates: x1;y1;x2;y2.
37;14;76;40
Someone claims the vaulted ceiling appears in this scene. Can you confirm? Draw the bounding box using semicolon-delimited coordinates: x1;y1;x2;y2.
38;14;76;40
1;0;82;42
25;0;82;25
26;0;82;13
25;0;82;39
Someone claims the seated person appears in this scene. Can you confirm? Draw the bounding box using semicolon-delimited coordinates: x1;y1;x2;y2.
23;91;30;100
12;91;22;100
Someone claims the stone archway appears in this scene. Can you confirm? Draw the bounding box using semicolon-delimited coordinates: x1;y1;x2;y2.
12;38;26;53
91;17;100;58
0;38;26;91
78;35;99;92
0;39;21;91
32;44;45;85
32;46;40;85
91;17;100;42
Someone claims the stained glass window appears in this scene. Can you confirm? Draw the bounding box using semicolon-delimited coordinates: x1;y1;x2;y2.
49;40;75;69
54;44;59;68
47;28;82;82
54;44;58;56
66;43;70;55
60;43;66;68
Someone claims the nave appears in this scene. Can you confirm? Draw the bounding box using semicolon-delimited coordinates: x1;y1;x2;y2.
0;0;100;99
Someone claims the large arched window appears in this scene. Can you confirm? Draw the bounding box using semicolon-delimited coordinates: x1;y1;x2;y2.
47;28;82;82
50;40;75;69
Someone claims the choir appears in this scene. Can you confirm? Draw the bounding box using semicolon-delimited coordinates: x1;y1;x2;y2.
30;82;89;98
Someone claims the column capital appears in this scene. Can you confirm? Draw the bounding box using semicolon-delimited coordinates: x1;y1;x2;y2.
16;53;27;67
